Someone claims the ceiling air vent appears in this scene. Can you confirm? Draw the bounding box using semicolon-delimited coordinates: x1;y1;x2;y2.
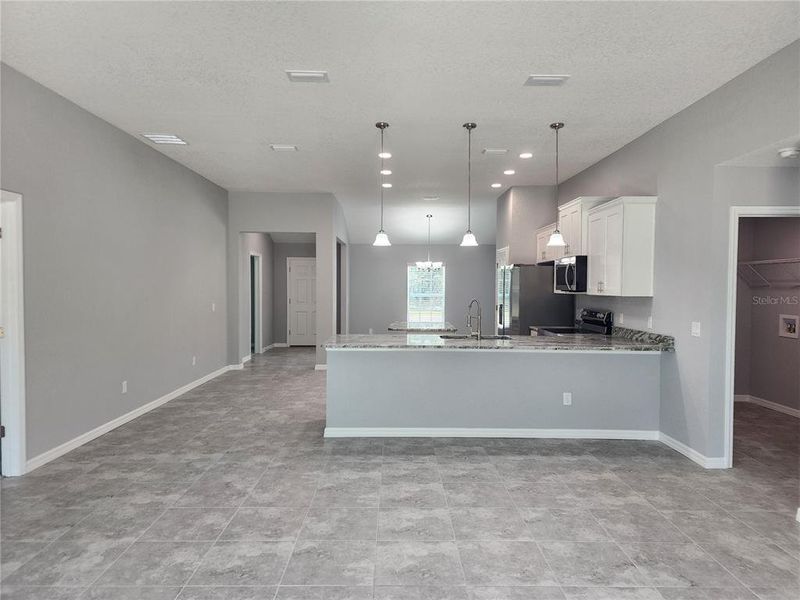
270;144;299;152
142;134;187;145
524;74;570;87
482;148;508;156
285;70;329;83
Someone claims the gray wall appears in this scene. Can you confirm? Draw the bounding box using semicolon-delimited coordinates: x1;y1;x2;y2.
496;186;558;264
327;350;660;432
240;233;274;351
558;42;800;458
272;242;316;344
0;64;229;459
227;192;346;365
736;216;800;410
348;244;496;335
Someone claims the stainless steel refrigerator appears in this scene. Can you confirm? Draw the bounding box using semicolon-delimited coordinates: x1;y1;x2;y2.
496;265;575;335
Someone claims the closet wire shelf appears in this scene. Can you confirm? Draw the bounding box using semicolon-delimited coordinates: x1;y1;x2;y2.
737;258;800;289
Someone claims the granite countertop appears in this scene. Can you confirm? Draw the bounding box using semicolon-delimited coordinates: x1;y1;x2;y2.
388;321;458;333
324;332;671;352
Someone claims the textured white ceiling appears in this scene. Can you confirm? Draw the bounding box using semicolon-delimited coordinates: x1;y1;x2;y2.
2;1;798;243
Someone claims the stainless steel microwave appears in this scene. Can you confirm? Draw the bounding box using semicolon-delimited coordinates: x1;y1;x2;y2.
554;255;588;293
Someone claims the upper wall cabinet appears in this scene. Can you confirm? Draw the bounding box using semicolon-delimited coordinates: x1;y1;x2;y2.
556;197;614;257
586;196;657;297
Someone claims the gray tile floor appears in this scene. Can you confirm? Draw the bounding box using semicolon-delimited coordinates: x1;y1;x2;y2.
1;347;798;599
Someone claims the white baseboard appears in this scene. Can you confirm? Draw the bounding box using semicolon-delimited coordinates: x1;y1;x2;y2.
242;354;252;363
324;427;659;440
735;394;800;419
796;507;800;523
261;343;280;353
659;432;728;469
25;363;238;473
273;343;289;348
314;364;328;371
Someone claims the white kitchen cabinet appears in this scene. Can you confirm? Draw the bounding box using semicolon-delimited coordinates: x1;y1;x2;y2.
534;223;558;263
586;196;657;297
557;196;613;256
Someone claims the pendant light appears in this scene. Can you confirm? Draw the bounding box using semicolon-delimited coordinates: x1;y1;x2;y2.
373;122;391;246
416;214;443;270
460;122;479;247
546;122;567;248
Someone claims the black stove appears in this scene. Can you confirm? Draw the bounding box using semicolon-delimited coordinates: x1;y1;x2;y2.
536;308;613;337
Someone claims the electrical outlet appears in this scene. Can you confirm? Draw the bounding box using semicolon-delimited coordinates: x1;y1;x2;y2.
192;356;197;366
647;316;653;329
691;321;702;337
121;380;127;394
211;302;216;312
563;392;572;406
618;313;624;325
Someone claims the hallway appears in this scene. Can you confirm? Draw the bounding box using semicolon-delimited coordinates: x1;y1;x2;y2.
1;348;798;599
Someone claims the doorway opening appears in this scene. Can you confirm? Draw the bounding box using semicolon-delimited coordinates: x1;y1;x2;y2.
725;207;800;469
249;253;262;357
0;190;26;476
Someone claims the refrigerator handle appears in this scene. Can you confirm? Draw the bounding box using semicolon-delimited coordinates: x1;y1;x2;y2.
498;304;504;326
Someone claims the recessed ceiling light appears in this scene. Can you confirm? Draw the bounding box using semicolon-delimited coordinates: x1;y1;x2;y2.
142;133;187;145
491;183;502;189
285;70;329;83
519;152;533;159
423;196;440;201
482;148;508;155
524;74;570;86
777;147;800;159
380;169;392;175
504;169;515;175
270;144;299;152
378;152;392;159
382;182;392;188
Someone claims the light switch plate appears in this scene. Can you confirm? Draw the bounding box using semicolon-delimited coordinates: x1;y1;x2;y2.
618;313;624;325
121;380;127;394
563;392;572;406
691;321;701;337
647;316;653;329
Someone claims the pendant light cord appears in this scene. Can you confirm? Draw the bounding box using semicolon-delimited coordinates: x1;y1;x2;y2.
380;128;385;231
427;215;432;262
467;126;472;231
554;125;559;200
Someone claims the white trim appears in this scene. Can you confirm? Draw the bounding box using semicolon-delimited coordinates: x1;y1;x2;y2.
242;354;252;363
314;364;328;371
736;394;800;419
724;205;800;469
261;343;279;353
26;363;238;473
796;507;800;523
659;432;727;469
273;343;289;348
324;427;658;440
0;190;26;476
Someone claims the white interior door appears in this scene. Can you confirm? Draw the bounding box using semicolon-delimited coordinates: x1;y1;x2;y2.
287;257;317;346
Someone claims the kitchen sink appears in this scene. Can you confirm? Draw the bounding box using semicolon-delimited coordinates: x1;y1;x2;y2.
439;334;469;339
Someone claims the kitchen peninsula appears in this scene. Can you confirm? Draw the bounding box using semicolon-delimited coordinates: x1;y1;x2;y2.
324;331;673;439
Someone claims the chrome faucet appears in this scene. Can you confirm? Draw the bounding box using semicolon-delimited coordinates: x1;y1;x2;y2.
466;299;482;341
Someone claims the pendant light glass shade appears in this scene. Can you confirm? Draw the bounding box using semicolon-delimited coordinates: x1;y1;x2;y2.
546;122;567;248
373;231;391;246
373;122;391;246
460;231;478;247
546;230;565;247
461;122;478;247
